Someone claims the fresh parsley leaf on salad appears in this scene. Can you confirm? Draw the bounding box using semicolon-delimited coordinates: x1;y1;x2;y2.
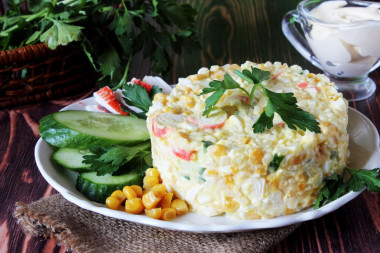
199;67;321;133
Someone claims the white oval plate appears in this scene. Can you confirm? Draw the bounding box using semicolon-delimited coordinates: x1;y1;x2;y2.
35;97;380;233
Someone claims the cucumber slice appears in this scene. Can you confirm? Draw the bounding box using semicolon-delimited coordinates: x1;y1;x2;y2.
76;172;143;203
39;111;149;148
53;148;93;172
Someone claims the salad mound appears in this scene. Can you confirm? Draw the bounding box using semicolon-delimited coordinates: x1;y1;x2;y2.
147;61;349;219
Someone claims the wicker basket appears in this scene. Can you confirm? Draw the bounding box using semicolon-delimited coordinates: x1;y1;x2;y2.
0;43;99;109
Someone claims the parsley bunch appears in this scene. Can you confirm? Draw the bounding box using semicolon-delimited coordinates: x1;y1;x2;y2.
0;0;198;87
199;67;321;133
314;166;380;209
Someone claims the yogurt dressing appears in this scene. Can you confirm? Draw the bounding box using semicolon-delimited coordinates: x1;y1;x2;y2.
306;1;380;77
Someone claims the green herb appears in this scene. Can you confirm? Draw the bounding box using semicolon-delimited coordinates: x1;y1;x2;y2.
121;83;162;118
1;0;198;87
199;67;321;133
198;168;206;182
330;151;338;159
184;175;190;180
314;166;380;209
83;142;151;176
268;154;284;173
201;141;214;152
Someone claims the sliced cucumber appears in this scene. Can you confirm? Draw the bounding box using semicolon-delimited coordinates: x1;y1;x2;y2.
76;172;143;203
53;148;93;172
39;111;149;148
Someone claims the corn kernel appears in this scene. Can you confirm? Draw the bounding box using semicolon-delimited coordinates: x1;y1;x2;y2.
130;185;143;198
122;186;137;200
225;175;234;184
160;208;177;221
125;198;144;214
153;93;167;105
171;199;188;216
146;168;160;178
211;144;227;157
207;170;218;176
111;190;127;203
144;168;160;189
160;192;173;209
106;196;121;210
180;95;195;108
225;197;239;212
249;148;264;164
145;208;162;219
142;191;161;209
150;184;167;199
143;176;160;190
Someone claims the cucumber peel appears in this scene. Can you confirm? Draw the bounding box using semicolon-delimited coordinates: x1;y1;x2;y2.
39;111;150;148
76;172;143;203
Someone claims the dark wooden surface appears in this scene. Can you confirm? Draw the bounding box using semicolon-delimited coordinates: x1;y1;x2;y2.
1;0;379;252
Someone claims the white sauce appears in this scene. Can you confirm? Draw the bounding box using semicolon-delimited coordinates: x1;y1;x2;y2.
306;1;380;77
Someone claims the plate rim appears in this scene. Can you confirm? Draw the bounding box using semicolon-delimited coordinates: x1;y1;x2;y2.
34;98;380;233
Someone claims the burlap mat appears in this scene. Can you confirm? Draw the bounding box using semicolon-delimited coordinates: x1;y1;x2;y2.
13;194;300;253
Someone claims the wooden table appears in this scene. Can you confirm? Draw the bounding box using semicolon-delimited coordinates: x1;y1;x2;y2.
1;0;379;252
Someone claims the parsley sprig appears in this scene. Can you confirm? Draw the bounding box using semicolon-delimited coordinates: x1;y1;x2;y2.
199;67;321;133
83;141;152;176
314;166;380;209
122;83;162;119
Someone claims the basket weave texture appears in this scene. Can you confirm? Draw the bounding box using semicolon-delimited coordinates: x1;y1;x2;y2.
0;43;98;109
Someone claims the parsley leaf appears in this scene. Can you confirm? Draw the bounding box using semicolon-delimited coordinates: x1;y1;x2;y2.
254;89;321;133
314;167;380;209
201;140;214;152
39;19;83;50
122;84;152;116
83;142;151;176
121;83;162;118
199;74;242;117
346;167;380;192
268;154;285;173
199;67;321;133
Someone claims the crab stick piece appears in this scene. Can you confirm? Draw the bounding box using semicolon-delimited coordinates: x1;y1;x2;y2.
93;86;129;115
172;148;197;161
188;109;227;130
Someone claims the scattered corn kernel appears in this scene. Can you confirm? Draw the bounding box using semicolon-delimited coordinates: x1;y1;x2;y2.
105;168;189;221
143;176;160;190
145;208;162;219
160;208;177;221
146;168;159;177
124;198;144;214
130;185;143;198
150;184;167;198
123;186;137;200
160;192;173;209
144;168;160;189
105;196;121;210
142;191;161;209
171;199;188;216
111;190;127;202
